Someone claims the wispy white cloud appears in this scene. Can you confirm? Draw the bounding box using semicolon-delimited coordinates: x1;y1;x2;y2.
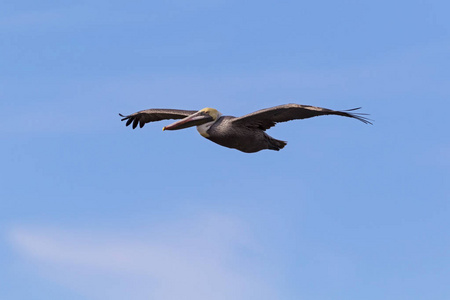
8;214;276;300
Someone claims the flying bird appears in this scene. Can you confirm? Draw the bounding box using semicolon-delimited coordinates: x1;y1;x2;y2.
119;104;371;153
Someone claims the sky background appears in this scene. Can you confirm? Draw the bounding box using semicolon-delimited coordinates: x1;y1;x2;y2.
1;0;450;299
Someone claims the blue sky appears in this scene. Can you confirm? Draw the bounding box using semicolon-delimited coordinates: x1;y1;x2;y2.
1;0;450;299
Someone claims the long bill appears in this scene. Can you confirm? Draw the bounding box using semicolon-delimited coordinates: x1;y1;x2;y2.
162;111;214;131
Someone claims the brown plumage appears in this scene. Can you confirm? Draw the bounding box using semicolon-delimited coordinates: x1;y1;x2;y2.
119;109;198;129
120;104;372;153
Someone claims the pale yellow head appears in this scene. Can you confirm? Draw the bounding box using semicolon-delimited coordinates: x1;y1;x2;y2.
163;107;222;133
199;107;221;120
196;108;222;138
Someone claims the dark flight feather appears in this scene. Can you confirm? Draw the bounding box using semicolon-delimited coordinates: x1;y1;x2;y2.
119;109;198;129
231;104;372;130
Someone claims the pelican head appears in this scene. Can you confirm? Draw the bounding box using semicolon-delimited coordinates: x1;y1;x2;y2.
163;107;221;131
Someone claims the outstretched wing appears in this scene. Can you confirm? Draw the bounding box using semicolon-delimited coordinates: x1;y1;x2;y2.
231;103;372;130
119;109;198;129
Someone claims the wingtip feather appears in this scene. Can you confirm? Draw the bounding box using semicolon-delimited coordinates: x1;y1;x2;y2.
343;107;373;125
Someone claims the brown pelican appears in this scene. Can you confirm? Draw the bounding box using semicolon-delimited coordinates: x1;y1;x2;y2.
119;104;371;153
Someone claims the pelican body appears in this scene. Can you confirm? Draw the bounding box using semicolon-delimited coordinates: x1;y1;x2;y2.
120;104;371;153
